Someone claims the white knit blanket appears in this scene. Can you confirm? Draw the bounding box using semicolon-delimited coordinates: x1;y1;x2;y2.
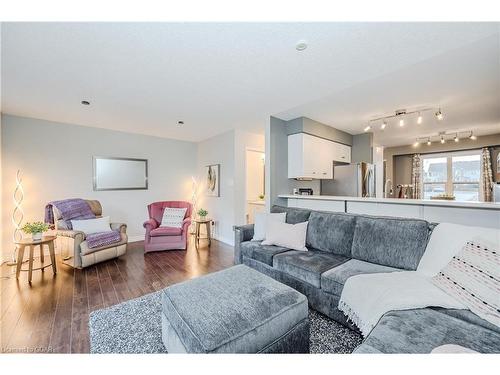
338;223;499;337
338;271;464;337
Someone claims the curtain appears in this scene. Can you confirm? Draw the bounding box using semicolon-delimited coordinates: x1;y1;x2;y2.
411;154;422;199
481;147;494;202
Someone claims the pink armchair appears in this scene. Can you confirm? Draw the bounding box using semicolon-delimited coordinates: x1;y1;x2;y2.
143;201;192;252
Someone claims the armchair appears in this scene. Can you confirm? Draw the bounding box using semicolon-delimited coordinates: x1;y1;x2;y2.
143;201;192;252
52;200;128;268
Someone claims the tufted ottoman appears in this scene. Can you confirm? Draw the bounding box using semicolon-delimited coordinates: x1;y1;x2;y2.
161;265;309;353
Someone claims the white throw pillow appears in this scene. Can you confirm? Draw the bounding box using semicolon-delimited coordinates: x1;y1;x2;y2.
262;220;309;251
160;207;187;228
71;216;112;235
252;212;286;241
417;223;500;277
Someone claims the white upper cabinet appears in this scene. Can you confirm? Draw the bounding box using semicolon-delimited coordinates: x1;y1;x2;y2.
288;133;351;179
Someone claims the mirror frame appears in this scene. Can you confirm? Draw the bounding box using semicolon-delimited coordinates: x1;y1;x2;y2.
93;156;149;191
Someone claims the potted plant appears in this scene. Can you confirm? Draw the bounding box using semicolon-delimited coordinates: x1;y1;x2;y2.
197;208;208;220
21;221;50;241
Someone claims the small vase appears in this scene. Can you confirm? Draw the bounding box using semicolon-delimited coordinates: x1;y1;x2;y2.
32;232;43;241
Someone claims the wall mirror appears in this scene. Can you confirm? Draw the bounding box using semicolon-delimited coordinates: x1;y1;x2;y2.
93;157;148;191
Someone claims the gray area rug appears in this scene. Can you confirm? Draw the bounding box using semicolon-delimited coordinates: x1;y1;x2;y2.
89;291;363;354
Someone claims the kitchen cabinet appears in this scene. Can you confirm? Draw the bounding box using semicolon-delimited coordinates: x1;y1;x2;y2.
288;133;351;179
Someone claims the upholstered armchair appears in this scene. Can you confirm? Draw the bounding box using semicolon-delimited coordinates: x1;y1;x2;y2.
143;201;192;252
53;200;128;268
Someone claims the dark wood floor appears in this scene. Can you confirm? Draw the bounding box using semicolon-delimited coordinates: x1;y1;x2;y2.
0;238;234;353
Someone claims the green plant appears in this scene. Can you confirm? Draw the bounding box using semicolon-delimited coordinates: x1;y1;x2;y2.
21;221;50;234
197;208;208;218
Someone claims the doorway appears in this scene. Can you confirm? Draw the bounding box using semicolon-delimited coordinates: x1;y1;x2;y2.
245;149;265;224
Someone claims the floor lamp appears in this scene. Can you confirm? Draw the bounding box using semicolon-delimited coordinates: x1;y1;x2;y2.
7;169;24;266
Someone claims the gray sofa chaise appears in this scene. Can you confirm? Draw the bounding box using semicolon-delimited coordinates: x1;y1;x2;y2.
234;205;500;353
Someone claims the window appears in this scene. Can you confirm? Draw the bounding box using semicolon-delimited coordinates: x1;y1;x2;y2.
421;150;482;202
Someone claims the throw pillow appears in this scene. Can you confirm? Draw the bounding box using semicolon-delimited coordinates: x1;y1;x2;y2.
252;212;286;241
262;220;308;251
160;207;187;228
71;216;112;235
431;239;500;327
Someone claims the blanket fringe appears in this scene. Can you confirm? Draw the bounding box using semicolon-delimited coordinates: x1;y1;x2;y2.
338;299;372;338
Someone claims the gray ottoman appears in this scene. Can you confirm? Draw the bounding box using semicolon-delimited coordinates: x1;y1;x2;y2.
161;265;309;353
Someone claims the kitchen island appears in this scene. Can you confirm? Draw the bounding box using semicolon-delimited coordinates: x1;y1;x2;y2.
278;194;500;229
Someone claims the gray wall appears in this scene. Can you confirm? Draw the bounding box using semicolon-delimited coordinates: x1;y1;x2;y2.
286;117;353;146
351;133;373;163
1;115;197;260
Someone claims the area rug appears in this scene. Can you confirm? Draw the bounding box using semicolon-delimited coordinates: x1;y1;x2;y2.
89;291;363;354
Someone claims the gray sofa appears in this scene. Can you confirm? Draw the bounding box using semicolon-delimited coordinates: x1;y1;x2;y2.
234;205;500;353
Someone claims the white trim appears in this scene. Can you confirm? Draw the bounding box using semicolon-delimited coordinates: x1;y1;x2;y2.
127;235;144;243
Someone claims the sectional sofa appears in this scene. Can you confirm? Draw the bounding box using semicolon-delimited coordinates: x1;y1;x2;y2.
234;205;500;353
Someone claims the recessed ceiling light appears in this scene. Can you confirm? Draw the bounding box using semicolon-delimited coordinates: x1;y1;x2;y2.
296;40;308;51
177;121;184;125
81;100;90;105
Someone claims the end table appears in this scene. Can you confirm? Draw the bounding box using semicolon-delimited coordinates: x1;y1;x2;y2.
15;236;57;283
193;218;212;249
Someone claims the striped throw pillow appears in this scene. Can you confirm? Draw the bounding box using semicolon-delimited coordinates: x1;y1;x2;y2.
432;240;500;327
160;207;187;229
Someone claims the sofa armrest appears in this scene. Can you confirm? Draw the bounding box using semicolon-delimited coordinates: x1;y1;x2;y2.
54;229;86;242
233;224;254;264
111;222;127;234
143;218;159;230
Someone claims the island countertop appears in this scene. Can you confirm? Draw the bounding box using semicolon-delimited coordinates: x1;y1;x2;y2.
278;194;500;210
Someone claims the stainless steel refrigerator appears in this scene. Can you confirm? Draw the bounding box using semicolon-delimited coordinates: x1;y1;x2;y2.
321;162;376;197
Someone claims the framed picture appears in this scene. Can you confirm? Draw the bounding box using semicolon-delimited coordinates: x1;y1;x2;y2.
206;164;220;197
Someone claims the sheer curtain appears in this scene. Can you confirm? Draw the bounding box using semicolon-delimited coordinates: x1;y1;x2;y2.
481;147;494;202
411;154;422;199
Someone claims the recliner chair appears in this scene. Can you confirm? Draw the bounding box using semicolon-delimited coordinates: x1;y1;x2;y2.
52;200;128;268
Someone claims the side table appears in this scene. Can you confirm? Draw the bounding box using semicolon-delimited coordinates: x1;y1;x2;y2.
15;236;57;283
193;218;212;249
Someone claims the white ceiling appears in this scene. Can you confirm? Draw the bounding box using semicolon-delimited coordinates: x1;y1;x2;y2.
2;22;499;144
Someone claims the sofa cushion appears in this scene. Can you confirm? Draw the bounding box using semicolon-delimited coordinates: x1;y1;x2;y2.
271;205;311;224
150;227;182;237
351;215;431;270
273;250;349;288
321;259;400;295
306;211;357;256
240;241;291;266
354;308;500;353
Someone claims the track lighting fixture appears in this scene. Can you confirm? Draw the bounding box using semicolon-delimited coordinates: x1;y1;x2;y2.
365;106;442;133
418;130;473;146
435;109;444;121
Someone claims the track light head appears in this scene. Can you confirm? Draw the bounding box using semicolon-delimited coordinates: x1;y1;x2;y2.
435;109;444;121
380;121;387;130
427;139;432;146
440;136;445;144
399;118;405;127
454;134;459;142
470;134;477;140
417;113;423;124
364;125;372;132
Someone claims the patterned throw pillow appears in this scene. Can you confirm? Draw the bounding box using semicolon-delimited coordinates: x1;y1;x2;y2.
160;207;187;229
432;240;500;327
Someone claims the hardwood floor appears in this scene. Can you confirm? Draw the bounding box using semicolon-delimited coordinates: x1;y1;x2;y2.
0;239;234;353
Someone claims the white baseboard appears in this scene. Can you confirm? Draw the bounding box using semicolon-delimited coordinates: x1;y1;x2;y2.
127;235;144;243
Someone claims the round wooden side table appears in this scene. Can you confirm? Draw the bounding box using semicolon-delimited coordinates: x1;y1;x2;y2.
193;218;212;249
15;236;57;283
